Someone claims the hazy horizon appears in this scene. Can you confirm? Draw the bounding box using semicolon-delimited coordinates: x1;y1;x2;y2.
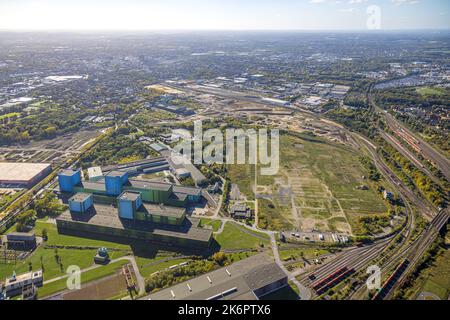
0;0;448;31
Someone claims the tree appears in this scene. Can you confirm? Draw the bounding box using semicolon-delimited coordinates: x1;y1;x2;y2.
16;209;36;232
212;252;227;266
42;228;48;241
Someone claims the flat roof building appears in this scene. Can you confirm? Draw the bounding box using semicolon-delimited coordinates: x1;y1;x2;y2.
56;203;212;249
145;253;287;300
6;231;37;251
230;203;252;219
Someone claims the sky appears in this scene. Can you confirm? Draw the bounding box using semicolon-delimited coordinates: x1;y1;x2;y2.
0;0;448;31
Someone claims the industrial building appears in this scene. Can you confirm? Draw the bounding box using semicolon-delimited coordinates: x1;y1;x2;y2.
0;162;52;188
101;157;169;175
56;202;212;248
59;168;202;208
230;203;252;219
146;253;288;300
56;169;212;249
163;151;207;185
5;231;37;251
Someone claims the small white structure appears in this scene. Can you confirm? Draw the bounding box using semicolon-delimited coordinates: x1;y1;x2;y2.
87;166;103;180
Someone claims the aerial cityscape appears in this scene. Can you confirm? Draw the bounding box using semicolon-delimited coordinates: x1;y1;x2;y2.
0;0;449;308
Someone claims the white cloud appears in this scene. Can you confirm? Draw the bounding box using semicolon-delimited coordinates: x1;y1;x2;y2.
391;0;420;6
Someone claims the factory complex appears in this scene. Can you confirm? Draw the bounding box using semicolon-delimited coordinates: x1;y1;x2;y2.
0;162;52;188
56;167;213;249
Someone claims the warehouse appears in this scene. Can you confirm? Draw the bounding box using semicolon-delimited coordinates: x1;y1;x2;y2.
0;162;52;188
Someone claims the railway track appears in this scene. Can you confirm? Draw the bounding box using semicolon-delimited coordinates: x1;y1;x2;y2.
382;209;448;299
298;239;391;290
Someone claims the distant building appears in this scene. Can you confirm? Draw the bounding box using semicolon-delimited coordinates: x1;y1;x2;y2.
101;157;169;175
0;162;52;188
166;153;206;185
6;231;37;251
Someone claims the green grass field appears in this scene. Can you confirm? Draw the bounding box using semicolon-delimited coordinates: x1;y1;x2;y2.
228;133;387;234
215;222;269;250
34;221;131;250
279;247;330;261
38;260;129;298
416;86;447;97
199;218;223;232
413;247;450;300
0;112;20;120
136;257;192;278
0;247;99;281
0;221;131;282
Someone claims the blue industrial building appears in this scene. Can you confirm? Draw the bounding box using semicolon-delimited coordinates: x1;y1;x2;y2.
68;193;94;213
105;171;128;196
58;169;81;192
118;191;143;219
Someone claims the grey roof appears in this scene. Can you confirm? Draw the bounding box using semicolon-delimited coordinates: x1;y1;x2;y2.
230;203;247;212
146;253;286;300
140;203;186;219
59;169;78;176
118;191;141;202
57;203;211;242
78;181;106;192
106;171;127;178
6;231;36;239
173;185;202;196
102;157;167;172
171;192;188;202
69;192;92;203
128;179;173;192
